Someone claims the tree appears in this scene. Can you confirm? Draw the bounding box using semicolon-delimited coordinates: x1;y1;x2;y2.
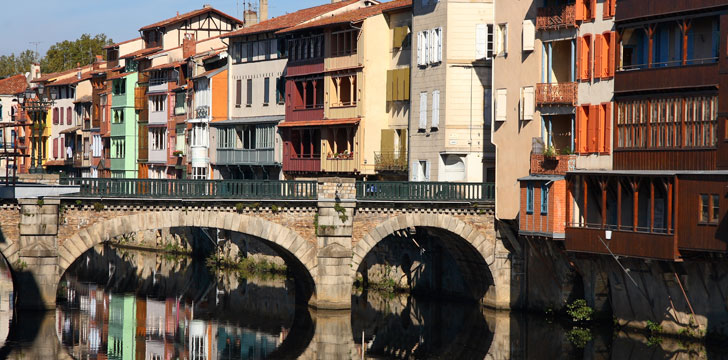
0;50;39;78
41;34;113;74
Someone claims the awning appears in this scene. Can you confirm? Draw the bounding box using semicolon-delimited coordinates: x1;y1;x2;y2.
60;126;82;134
277;118;360;128
211;115;284;126
517;174;565;182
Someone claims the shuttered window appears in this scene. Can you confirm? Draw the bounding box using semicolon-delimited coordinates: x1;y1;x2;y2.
602;102;612;153
436;27;442;63
476;24;487;60
522;20;535;52
577;105;588;153
67;107;72;125
53;108;59;125
419;92;427;129
431;90;440;129
53;138;58;158
235;79;242;107
495;88;507;121
594;34;603;79
417;31;423;66
246;79;252;106
59;107;64;125
540;184;549;215
578;35;592;81
521;87;534;120
607;31;616;77
263;77;270;105
526;182;534;214
588;105;598;152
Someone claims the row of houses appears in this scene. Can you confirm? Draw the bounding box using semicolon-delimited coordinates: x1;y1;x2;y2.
0;0;726;259
0;0;493;184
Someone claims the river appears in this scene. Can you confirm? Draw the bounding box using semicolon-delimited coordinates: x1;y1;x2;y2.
0;245;724;359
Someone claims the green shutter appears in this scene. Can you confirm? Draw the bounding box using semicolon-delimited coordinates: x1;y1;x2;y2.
386;70;393;102
403;67;410;100
380;129;395;153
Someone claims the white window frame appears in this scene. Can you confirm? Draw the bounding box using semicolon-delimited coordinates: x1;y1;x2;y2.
495;88;507;121
497;23;508;56
521;86;535;120
431;90;440;129
419;92;428;129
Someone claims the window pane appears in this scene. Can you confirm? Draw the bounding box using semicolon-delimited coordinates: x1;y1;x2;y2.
712;194;720;223
701;194;709;222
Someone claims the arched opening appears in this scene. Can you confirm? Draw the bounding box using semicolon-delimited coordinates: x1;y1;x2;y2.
54;212;318;359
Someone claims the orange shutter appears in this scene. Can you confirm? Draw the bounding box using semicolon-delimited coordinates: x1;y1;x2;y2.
604;102;612;153
575;0;584;21
597;103;605;152
594;35;601;79
603;0;610;19
586;36;592;80
577;106;588;153
608;31;616;77
588;105;598;152
591;0;597;20
610;0;616;17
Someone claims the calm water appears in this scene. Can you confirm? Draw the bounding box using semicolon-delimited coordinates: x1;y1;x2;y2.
0;245;724;359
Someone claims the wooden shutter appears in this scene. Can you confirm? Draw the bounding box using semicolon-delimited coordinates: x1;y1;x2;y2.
246;79;252;106
403;67;410;100
496;89;507;121
432;90;440;128
380;129;394;153
577;106;588;153
437;27;443;62
594;34;603;79
522;20;535;52
578;37;586;80
575;0;585;21
264;77;270;104
476;24;487;59
397;68;406;101
591;0;597;20
610;0;616;17
607;31;616;77
53;138;58;158
419;92;427;129
67;107;72;125
604;102;612;153
399;129;407;152
417;31;422;66
386;70;393;101
522;87;534;120
597;103;605;152
588;105;598;152
236;79;242;106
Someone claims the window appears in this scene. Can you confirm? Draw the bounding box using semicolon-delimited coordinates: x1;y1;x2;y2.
576;104;610;154
53;108;59;125
392;26;409;49
417;28;442;66
526;182;534;214
700;194;710;223
92;135;102;157
246;79;252;106
150;95;166;112
236;79;242;108
331;74;357;107
112;109;124;124
150;127;167;150
578;35;592;81
712;194;720;223
111;138;125;159
191;123;208;147
700;194;721;224
495;89;507;121
263;77;270;105
476;24;494;60
522;20;535;52
497;23;508;56
113;79;126;95
540;184;549;214
331;29;358;57
431;90;440;129
419;92;427;129
60;107;64;125
192;167;207;180
603;0;616;18
386;68;410;102
67;107;72;125
276;77;285;104
412;160;430;181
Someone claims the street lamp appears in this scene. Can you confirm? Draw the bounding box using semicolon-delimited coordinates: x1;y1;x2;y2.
20;84;55;174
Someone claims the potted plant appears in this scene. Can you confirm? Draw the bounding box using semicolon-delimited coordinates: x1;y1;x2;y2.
172;150;184;157
543;145;558;159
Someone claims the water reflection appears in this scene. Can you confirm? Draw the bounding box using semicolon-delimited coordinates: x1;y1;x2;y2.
0;245;726;359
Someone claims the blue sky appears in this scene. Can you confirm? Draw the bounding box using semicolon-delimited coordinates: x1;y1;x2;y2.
0;0;326;57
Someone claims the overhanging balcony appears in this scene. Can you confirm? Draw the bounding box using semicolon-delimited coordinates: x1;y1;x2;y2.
536;83;577;106
374;151;407;172
216;148;275;165
536;4;577;30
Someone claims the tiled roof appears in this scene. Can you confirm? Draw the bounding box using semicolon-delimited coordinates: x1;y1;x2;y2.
223;0;360;38
32;65;93;84
139;7;242;31
143;60;187;72
0;74;28;95
120;46;162;59
277;118;360;127
104;37;141;49
280;0;410;33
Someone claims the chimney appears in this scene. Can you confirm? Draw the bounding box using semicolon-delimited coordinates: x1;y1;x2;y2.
259;0;268;21
244;10;259;26
183;33;196;59
203;4;211;8
30;63;41;80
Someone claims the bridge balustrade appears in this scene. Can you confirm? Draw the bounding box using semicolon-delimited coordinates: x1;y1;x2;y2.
59;178;495;202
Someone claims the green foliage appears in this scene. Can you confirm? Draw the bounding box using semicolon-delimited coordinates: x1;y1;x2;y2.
560;147;574;155
0;50;38;78
646;336;663;347
36;198;44;206
646;320;663;334
271;205;280;213
206;254;287;280
13;259;27;271
75;200;82;206
543;145;558;158
93;202;104;212
313;213;319;232
567;327;593;349
333;202;349;223
41;34;113;74
566;299;594;323
235;203;244;214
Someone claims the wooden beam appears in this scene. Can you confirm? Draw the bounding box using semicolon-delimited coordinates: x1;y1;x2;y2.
650;179;655;232
645;25;656;68
617;179;622;230
667;178;673;233
632;178;639;231
601;177;608;228
583;176;588;227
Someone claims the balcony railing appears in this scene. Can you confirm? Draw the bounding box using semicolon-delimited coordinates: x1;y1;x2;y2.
374;151;407;172
530;154;576;175
536;82;577;105
62;178;318;200
216;148;275;165
536;4;576;30
356;181;495;202
195;105;209;119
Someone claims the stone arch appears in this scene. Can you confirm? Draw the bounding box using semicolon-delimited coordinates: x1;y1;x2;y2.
57;211;318;303
352;213;506;307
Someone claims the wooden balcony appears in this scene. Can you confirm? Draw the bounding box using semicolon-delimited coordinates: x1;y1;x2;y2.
322;152;358;173
536;83;577;106
614;148;717;171
530;154;576;175
616;0;727;22
615;63;718;94
216;148;276;165
283;156;320;173
565;226;679;260
374;151;408;172
134;87;147;111
325;52;362;71
536;4;577;30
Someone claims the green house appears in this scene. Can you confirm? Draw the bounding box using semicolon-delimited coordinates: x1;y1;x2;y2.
110;62;139;178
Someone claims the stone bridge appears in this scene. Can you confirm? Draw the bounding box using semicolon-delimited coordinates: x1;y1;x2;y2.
0;178;521;312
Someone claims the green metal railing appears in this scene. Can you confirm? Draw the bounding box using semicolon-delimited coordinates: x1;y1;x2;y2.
61;178;317;200
356;181;495;202
59;178;495;202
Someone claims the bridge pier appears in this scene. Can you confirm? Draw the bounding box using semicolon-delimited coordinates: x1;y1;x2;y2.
310;178;356;310
15;198;60;310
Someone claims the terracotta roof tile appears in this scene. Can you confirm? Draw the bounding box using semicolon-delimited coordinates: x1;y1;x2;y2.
280;0;410;33
143;60;187;72
0;74;28;95
223;0;360;38
120;46;162;59
104;37;142;49
139;7;242;31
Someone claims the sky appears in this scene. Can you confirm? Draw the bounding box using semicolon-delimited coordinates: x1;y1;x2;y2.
0;0;327;57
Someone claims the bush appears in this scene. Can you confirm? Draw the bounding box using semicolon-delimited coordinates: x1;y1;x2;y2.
567;327;593;349
646;320;663;334
566;299;594;323
93;202;104;212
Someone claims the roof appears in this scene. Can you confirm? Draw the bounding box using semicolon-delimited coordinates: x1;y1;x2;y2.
32;66;84;83
144;60;187;72
211;115;284;125
280;0;410;33
139;7;242;31
277;118;360;127
120;46;162;59
0;74;28;95
60;125;82;134
566;170;728;176
192;67;225;80
104;37;141;49
517;174;565;182
223;0;360;38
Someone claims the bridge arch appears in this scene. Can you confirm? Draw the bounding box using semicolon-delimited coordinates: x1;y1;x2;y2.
352;213;505;306
57;211;318;303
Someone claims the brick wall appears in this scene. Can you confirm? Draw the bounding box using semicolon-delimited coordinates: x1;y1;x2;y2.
530;154;576;175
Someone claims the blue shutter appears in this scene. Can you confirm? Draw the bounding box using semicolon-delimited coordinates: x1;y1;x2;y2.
526;182;534;214
540;184;549;214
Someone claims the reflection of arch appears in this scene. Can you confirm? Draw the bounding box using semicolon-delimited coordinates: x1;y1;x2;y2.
57;211;318;303
352;214;501;303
